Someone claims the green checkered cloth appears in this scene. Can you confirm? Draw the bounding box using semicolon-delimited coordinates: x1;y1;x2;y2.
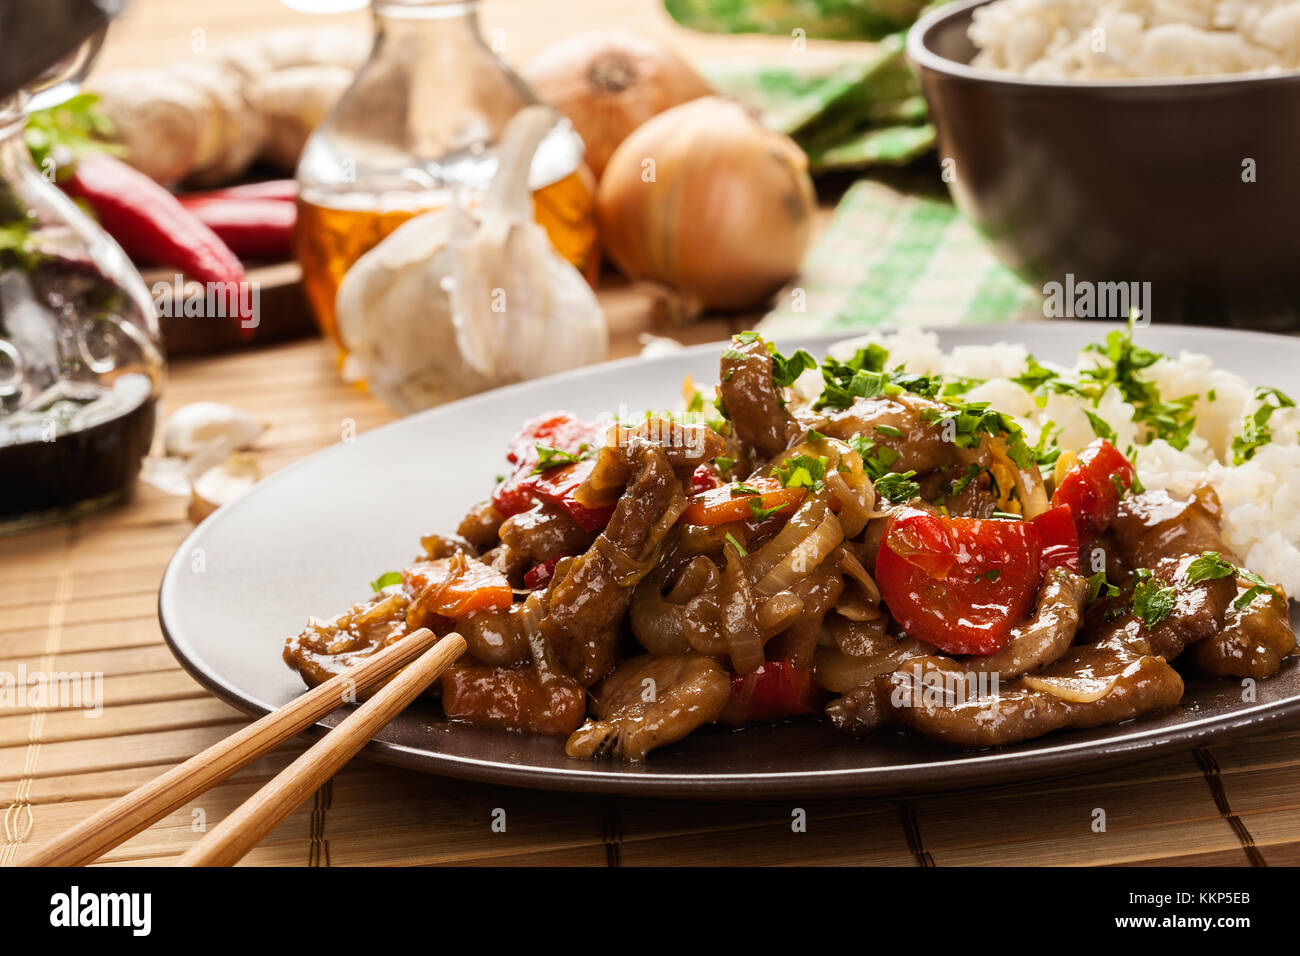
704;33;935;174
759;178;1044;335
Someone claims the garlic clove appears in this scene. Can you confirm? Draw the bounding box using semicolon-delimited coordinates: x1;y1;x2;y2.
164;402;266;458
637;333;684;358
188;452;261;524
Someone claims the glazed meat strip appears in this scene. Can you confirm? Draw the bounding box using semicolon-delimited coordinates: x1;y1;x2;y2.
565;654;732;761
543;442;688;685
823;570;1087;734
717;335;802;458
1190;586;1295;679
963;569;1089;679
284;589;410;689
457;500;504;551
1110;485;1231;568
1109;486;1238;660
880;627;1184;748
819;393;956;475
494;502;595;578
441;661;586;736
577;418;725;507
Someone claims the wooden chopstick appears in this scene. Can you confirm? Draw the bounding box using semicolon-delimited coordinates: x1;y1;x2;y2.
27;626;446;867
176;632;465;866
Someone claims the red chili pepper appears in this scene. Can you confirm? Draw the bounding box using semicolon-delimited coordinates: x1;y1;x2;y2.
182;180;297;203
177;197;295;261
63;153;252;333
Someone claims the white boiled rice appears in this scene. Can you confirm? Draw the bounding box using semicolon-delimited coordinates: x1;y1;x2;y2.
968;0;1300;79
816;328;1300;596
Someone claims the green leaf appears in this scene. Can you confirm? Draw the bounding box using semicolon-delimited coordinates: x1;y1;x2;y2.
369;571;403;592
531;443;591;475
773;453;829;492
1183;551;1237;585
1131;569;1176;629
724;531;748;557
1086;571;1120;604
873;470;920;503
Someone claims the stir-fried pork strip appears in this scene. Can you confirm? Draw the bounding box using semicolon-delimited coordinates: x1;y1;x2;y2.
882;629;1184;748
963;569;1089;678
717;336;802;458
455;604;536;667
1108;487;1239;660
457;500;504;551
441;661;586;735
1144;556;1239;660
543;443;687;685
1111;485;1233;569
495;503;595;578
577;419;725;507
284;590;411;688
825;683;887;735
565;653;732;761
1190;587;1296;678
820;394;957;476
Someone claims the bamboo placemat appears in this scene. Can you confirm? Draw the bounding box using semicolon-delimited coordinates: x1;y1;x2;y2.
3;314;1300;867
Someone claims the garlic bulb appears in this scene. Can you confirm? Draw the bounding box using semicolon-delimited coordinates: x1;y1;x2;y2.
336;107;608;414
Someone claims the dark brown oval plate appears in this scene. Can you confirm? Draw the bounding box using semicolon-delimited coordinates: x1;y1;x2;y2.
159;322;1300;798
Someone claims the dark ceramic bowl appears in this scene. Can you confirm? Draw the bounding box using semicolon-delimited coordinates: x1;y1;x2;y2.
908;0;1300;326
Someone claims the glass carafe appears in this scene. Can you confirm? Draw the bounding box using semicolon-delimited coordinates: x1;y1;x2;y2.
296;0;599;346
0;93;164;532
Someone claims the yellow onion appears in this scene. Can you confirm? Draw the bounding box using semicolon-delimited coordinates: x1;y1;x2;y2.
524;30;712;179
597;96;816;311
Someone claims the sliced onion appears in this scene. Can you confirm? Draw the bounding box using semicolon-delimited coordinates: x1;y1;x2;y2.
992;435;1049;519
755;510;843;598
1020;673;1117;703
628;557;713;655
721;545;765;674
757;590;804;639
824;468;873;539
748;495;827;584
813;638;932;693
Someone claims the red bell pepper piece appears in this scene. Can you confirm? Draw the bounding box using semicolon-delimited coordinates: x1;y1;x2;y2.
719;660;819;726
689;463;721;496
1050;438;1136;537
523;555;567;591
492;412;613;532
875;507;1041;655
1032;503;1081;573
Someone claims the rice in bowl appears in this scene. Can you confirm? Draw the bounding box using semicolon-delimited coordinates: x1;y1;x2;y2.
968;0;1300;79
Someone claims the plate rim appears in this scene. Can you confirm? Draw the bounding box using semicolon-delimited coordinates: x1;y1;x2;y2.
158;320;1300;798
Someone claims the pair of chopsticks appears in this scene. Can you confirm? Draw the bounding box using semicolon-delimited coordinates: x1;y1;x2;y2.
26;628;465;867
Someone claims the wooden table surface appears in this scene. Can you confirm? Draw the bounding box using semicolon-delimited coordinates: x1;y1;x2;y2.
3;0;1300;867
